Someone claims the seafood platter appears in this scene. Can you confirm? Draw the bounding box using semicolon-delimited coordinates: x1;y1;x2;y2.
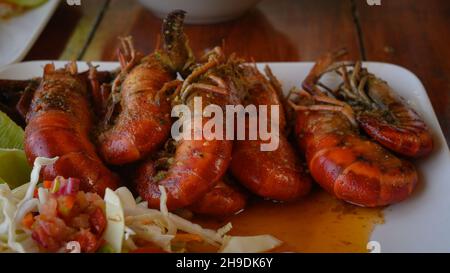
0;10;448;253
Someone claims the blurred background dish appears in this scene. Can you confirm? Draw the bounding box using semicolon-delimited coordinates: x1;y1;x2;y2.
138;0;261;24
0;0;49;19
0;0;58;66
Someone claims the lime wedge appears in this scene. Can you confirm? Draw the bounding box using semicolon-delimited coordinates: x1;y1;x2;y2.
0;111;24;150
0;149;32;189
4;0;48;8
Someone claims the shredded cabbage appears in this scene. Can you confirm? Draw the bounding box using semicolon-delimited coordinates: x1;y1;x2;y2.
103;188;125;253
22;157;58;203
0;156;58;253
12;183;29;200
107;186;282;253
158;185;177;236
1;157;283;253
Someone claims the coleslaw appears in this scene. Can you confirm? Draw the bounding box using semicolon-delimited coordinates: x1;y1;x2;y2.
0;156;282;253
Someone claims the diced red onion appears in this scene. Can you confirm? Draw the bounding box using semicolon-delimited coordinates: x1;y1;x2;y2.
57;177;80;196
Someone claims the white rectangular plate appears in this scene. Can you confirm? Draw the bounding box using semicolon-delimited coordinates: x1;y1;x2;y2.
1;60;450;252
0;0;59;66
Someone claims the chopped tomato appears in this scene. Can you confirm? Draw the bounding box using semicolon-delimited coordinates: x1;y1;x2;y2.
69;214;90;229
30;177;107;253
32;224;60;251
73;229;101;253
31;217;72;252
89;207;106;235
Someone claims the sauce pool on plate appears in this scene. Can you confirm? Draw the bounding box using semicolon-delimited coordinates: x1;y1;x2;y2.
193;188;384;253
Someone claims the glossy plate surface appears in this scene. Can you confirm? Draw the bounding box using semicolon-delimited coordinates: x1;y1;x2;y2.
1;60;449;252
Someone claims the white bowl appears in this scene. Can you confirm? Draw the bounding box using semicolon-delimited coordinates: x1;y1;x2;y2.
138;0;261;24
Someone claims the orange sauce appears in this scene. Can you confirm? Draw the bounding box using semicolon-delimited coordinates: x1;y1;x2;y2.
193;189;384;253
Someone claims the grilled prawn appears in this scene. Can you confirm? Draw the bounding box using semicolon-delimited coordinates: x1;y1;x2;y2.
97;10;195;165
189;178;247;217
25;63;120;195
135;49;240;210
230;65;312;201
328;56;433;158
290;52;418;207
0;71;114;127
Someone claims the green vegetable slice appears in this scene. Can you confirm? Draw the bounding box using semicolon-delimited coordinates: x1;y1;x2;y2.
0;111;24;150
0;149;32;188
4;0;48;8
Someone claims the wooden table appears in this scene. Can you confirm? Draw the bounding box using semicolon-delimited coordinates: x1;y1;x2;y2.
25;0;450;146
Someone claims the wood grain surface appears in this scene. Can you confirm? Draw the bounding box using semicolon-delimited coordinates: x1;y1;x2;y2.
82;0;361;61
24;0;108;60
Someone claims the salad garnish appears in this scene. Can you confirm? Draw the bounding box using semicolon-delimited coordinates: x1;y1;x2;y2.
0;156;282;253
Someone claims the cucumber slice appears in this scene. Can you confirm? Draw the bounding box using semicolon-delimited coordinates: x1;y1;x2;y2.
0;149;32;189
0;111;30;188
4;0;48;8
0;111;24;150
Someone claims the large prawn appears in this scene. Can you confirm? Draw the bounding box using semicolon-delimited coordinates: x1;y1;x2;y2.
189;178;247;217
96;10;195;165
135;49;241;211
230;65;312;201
315;53;433;158
25;63;120;195
0;70;115;127
289;51;418;207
